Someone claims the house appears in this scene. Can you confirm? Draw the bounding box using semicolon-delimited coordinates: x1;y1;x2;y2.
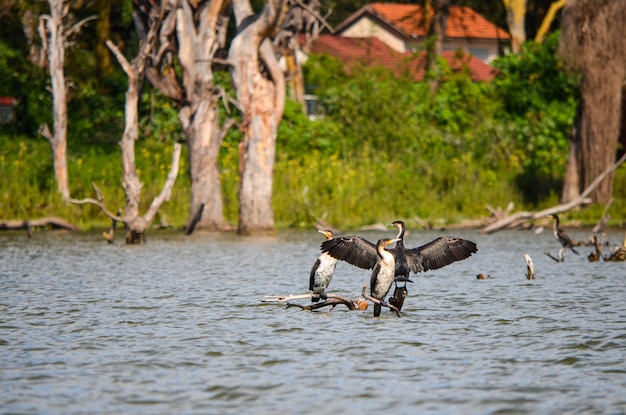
334;3;510;63
307;34;496;82
295;3;510;117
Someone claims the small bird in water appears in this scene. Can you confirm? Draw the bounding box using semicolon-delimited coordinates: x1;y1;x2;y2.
309;230;338;302
551;214;580;262
370;238;401;317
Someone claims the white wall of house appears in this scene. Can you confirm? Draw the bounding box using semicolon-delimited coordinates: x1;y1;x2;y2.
340;17;408;53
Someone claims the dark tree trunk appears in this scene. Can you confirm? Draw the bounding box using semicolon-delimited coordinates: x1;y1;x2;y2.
94;0;113;80
559;0;626;203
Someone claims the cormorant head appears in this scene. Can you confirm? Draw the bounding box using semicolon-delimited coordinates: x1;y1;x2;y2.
318;229;334;240
377;237;400;248
386;220;405;229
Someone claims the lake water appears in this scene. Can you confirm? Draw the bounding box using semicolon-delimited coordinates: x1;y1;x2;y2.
1;227;625;414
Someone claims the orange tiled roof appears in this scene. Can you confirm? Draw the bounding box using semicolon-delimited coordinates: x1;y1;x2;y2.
308;35;496;82
336;3;510;40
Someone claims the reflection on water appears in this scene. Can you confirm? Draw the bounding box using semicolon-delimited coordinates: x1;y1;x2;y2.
1;228;625;414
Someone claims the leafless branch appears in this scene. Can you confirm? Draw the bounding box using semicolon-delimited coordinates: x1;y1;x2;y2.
143;143;182;224
65;15;97;37
69;183;124;222
105;40;133;77
481;152;626;234
38;124;53;142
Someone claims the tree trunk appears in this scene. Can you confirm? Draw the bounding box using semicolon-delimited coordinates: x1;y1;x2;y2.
561;102;581;202
229;0;286;235
94;0;113;80
175;0;232;232
578;75;622;203
180;99;229;231
39;0;70;200
503;0;527;53
559;0;626;203
426;0;448;91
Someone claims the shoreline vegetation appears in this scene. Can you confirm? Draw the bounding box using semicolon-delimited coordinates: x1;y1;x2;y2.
2;34;625;234
0;131;626;232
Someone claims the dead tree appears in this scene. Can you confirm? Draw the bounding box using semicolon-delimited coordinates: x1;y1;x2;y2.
481;151;626;234
136;0;235;233
559;0;626;203
70;6;181;244
229;0;287;235
38;0;95;200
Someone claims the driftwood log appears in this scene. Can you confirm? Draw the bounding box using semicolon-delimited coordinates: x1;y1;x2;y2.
0;217;79;236
263;292;368;311
481;152;626;234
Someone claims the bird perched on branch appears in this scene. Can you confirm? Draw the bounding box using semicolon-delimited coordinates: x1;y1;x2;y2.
309;229;338;302
320;220;478;313
550;214;580;262
370;238;401;317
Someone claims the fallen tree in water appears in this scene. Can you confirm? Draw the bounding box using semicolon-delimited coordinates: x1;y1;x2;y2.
0;217;79;236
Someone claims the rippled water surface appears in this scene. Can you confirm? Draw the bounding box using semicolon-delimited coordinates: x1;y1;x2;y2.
1;228;625;414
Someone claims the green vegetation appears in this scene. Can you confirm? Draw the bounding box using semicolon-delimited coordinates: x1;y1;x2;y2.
1;32;624;230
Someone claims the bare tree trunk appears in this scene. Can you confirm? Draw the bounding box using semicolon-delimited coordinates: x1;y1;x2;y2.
229;0;286;235
175;0;232;232
139;0;233;232
559;0;626;203
561;102;581;202
503;0;527;53
39;0;70;200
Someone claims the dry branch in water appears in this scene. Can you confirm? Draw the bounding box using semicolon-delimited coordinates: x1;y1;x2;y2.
481;152;626;234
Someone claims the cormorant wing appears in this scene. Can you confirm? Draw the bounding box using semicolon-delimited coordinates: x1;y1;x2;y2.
405;237;477;273
320;236;378;270
309;257;321;291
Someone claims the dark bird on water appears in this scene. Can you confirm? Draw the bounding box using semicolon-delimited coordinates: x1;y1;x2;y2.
551;214;579;262
320;220;478;313
370;238;401;317
309;230;338;302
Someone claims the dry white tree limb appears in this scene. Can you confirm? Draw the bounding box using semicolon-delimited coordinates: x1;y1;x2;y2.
481;152;626;234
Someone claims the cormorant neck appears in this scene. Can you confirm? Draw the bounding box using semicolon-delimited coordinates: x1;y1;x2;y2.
395;223;405;246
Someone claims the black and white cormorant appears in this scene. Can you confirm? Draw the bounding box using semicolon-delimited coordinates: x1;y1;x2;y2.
321;221;477;280
320;220;478;310
551;214;580;261
309;229;338;302
370;238;400;317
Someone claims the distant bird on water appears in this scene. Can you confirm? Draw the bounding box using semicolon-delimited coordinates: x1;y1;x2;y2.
551;214;579;262
370;238;401;317
309;230;338;302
